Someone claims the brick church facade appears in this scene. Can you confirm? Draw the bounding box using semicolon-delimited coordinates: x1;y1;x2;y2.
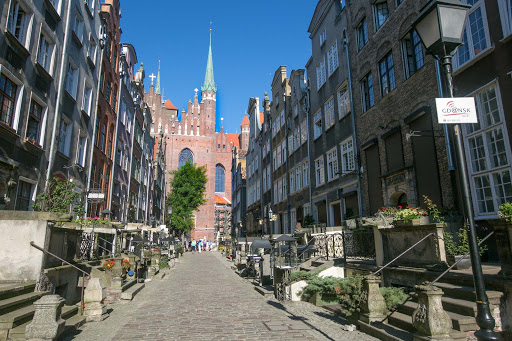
145;37;241;241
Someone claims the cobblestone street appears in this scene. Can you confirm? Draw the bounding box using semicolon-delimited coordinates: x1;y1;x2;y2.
64;252;377;341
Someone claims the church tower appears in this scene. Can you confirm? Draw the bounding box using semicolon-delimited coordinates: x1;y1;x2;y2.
201;30;217;135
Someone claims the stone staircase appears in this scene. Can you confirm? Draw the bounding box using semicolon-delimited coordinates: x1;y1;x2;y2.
358;281;504;341
299;257;334;273
0;282;85;341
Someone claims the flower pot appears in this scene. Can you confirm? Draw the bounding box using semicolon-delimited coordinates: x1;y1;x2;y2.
446;255;471;270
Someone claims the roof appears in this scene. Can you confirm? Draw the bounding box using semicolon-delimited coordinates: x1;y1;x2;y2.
227;133;240;148
165;99;178;110
241;114;249;126
259;112;265;125
214;195;231;205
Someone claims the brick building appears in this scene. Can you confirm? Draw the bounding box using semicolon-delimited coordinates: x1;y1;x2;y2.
145;35;240;241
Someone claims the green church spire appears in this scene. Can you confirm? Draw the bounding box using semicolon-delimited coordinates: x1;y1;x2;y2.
201;29;217;93
155;60;161;95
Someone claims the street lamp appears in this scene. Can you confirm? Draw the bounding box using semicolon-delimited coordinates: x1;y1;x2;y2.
413;2;500;340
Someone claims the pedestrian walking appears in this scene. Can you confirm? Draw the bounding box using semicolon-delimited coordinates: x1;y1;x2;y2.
191;239;196;253
198;240;202;253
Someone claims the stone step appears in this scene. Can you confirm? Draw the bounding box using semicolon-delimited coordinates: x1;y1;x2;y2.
299;266;317;272
311;260;331;268
121;283;145;300
0;291;48;315
396;301;478;332
358;320;414;341
433;282;503;305
0;304;35;330
6;320;30;341
61;305;79;320
64;313;86;330
254;286;274;298
0;282;36;301
122;279;136;292
387;311;416;333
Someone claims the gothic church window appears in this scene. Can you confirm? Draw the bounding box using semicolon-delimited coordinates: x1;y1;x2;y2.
178;148;194;168
215;164;225;193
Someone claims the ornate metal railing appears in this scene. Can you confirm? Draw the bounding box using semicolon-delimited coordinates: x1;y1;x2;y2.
310;230;376;261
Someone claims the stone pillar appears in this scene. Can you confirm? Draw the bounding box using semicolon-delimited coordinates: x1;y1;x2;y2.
290;241;298;267
412;284;452;340
84;278;109;322
110;257;123;292
373;226;385;266
25;295;65;341
359;275;387;323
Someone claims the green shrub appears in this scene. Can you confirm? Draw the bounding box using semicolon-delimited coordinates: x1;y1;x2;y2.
290;270;313;282
159;256;169;269
379;287;410;311
333;275;364;316
301;276;341;299
498;202;512;224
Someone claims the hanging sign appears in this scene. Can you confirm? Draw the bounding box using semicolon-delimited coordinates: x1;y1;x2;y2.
436;97;478;124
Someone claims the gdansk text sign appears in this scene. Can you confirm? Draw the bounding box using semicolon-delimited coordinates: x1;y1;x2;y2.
436;97;478;124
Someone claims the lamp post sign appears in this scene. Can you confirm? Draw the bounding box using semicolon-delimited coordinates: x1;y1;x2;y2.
435;97;478;123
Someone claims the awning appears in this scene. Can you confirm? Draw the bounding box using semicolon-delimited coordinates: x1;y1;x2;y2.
250;238;272;253
273;234;296;242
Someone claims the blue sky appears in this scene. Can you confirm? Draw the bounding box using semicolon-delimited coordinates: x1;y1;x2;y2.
121;0;317;134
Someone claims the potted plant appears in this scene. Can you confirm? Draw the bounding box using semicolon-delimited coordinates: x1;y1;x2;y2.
495;203;512;278
443;227;487;270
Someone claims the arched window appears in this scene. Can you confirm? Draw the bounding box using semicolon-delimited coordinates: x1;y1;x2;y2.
215;164;225;193
178;148;194;168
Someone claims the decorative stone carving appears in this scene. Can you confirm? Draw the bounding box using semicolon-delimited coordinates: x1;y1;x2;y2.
35;272;55;293
25;295;65;340
84;278;109;322
110;257;123;292
359;275;387;323
412;284;452;339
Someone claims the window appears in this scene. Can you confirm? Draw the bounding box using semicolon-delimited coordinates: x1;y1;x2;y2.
124;147;129;171
324;97;335;130
7;1;31;48
87;36;97;65
100;123;106;152
341;137;355;174
281;140;286;163
498;0;512;37
379;52;396;96
274;182;278;204
320;28;326;46
361;73;374;112
37;34;54;73
296;166;301;190
327;148;339;181
303;160;309;187
357;19;368;51
65;61;78;99
337;87;350;119
26;99;44;145
314;110;322;139
47;0;61;13
315;156;325;186
116;146;122;165
283;178;287;200
290;170;295;193
107;128;113;158
82;83;92;115
374;1;389;30
316;57;326;90
0;74;18;127
85;0;94;13
301;119;308;144
327;41;339;76
57;120;72;156
76;133;87;167
215;164;225;192
402;30;424;79
15;180;34;211
105;82;111;103
178;148;194;168
278;179;283;202
293;101;299;117
277;146;281;168
465;83;512;216
72;11;84;42
454;0;490;69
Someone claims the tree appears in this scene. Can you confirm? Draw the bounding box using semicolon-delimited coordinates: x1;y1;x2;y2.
33;176;84;216
167;161;207;235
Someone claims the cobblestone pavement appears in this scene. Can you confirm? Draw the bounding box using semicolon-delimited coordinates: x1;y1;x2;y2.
64;252;378;341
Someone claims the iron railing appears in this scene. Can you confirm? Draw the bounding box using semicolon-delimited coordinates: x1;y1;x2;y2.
30;242;89;315
431;231;494;285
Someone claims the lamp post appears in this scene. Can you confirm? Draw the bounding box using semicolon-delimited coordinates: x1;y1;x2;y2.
413;1;500;340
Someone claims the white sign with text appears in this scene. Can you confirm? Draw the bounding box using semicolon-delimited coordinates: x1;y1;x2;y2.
436;97;478;124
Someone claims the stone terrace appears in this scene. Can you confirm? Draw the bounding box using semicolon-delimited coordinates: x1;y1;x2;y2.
63;252;377;341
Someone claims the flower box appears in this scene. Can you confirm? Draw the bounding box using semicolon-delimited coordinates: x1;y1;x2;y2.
394;216;430;227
